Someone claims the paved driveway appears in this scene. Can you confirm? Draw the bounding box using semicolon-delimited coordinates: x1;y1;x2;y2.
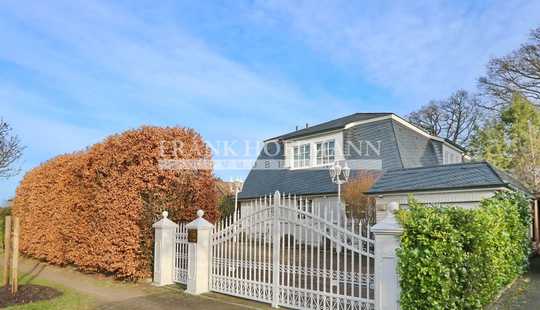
490;256;540;310
96;290;270;310
2;254;270;309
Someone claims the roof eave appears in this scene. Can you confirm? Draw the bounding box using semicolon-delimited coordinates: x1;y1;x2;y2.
366;184;509;196
443;138;468;152
239;190;339;200
264;126;345;142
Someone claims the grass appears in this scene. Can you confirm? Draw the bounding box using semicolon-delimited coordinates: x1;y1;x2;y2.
0;268;95;309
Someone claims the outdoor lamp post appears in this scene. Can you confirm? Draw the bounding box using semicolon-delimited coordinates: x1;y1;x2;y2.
231;179;244;214
329;161;350;214
230;179;243;243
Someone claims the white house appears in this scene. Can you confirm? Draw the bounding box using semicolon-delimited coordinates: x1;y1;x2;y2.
239;113;466;204
237;112;469;243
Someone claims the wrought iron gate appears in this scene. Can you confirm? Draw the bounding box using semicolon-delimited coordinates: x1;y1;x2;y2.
173;222;189;284
210;191;375;309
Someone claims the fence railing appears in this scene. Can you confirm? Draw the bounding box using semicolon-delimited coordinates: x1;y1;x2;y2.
153;193;403;310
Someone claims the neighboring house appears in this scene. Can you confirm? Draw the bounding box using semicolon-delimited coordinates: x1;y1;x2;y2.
238;113;468;226
215;179;235;197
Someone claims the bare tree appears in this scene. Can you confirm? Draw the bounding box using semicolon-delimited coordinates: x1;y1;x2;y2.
0;119;24;178
441;90;481;145
407;101;444;136
406;90;481;146
479;27;540;109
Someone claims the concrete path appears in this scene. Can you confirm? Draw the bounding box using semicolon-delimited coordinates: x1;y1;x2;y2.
2;254;270;309
490;256;540;310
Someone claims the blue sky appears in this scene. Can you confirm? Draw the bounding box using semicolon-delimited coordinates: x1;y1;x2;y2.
1;0;540;202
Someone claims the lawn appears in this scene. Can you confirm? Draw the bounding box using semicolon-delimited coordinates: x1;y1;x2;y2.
0;268;95;309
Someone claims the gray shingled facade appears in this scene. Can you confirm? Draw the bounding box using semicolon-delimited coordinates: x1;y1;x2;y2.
239;113;456;199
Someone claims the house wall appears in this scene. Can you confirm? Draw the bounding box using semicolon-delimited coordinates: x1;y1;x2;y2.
241;188;503;230
239;195;342;246
373;189;502;222
442;144;463;164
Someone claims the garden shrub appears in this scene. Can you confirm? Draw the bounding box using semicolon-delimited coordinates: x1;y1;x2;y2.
12;126;218;279
398;191;531;310
218;194;235;218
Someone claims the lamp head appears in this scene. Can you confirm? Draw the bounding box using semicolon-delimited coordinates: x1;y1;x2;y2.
329;165;337;179
342;163;350;180
334;162;342;176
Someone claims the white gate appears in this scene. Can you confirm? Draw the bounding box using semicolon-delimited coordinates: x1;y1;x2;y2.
173;222;189;284
210;192;375;309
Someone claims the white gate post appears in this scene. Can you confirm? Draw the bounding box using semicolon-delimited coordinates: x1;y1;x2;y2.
185;210;214;295
371;201;403;310
271;191;281;308
153;211;179;286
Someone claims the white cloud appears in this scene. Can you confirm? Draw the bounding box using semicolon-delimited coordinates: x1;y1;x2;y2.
0;0;317;130
0;85;107;201
0;0;343;199
253;0;540;106
0;85;105;155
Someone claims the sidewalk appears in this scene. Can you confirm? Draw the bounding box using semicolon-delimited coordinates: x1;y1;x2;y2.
490;255;540;309
1;254;269;309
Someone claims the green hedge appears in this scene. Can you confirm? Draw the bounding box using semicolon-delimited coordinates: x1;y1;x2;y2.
397;191;531;310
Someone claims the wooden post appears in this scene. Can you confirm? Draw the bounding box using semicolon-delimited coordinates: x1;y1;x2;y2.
11;217;19;294
535;199;540;254
2;216;11;287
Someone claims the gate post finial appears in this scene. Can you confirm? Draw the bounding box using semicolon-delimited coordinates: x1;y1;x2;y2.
152;210;179;286
371;201;403;310
196;209;204;218
273;190;281;202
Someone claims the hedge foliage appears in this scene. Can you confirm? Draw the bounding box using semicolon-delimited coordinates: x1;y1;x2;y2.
12;126;218;279
397;191;531;310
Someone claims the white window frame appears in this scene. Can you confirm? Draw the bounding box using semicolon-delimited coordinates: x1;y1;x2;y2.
293;143;310;168
316;139;336;166
285;131;343;170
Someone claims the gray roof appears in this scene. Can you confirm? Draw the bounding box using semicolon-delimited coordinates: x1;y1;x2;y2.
238;140;339;198
366;161;532;195
239;113;469;199
266;113;392;141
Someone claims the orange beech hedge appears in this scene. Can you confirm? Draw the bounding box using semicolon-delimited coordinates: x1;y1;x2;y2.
12;126;218;279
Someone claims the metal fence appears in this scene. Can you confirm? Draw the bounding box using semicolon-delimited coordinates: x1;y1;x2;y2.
173;222;189;285
210;192;375;309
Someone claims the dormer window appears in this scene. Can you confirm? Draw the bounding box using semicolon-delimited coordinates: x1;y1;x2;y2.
293;143;310;168
286;133;342;169
316;140;335;165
